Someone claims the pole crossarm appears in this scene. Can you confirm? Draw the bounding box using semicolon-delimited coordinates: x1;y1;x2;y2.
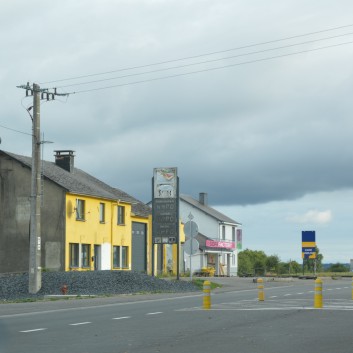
16;82;70;99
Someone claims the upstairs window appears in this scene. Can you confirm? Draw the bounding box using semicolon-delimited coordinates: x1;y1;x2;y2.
99;203;105;223
222;225;225;240
76;199;85;221
117;205;125;225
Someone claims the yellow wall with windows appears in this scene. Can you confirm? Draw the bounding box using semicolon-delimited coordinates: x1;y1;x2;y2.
65;193;133;271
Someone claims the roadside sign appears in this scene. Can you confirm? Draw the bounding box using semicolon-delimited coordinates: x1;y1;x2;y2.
302;231;316;259
183;221;198;238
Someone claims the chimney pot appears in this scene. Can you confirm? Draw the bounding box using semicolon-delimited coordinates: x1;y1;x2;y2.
54;150;75;172
199;192;208;206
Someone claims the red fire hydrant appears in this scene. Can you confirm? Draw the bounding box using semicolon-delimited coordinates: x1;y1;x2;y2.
61;284;68;295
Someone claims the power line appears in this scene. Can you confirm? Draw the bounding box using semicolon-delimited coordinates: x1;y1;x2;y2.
52;31;353;90
39;23;353;85
67;40;353;95
0;123;32;137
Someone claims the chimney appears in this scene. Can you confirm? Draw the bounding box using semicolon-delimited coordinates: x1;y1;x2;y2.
199;192;208;206
54;150;75;173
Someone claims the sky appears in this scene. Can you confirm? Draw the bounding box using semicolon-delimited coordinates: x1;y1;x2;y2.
1;1;353;264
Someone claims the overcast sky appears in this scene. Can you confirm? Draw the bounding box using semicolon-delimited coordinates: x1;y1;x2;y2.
1;1;353;264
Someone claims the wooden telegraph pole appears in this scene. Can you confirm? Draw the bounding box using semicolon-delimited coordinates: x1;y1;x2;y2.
29;83;42;294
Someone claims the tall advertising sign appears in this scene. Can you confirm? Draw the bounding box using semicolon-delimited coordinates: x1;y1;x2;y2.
302;231;316;259
152;168;179;244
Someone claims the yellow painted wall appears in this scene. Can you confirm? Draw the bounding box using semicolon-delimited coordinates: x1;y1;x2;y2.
65;193;132;271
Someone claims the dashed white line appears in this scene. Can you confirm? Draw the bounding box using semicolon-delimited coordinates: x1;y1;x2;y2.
269;296;278;298
69;322;91;326
20;328;47;333
112;316;131;320
146;312;163;315
284;294;292;296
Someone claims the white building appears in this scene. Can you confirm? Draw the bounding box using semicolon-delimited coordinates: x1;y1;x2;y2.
180;192;242;276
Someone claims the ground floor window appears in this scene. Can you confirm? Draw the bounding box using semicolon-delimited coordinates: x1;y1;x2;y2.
81;244;91;268
69;243;79;268
113;246;129;268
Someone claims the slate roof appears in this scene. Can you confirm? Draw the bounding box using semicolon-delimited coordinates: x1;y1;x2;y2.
1;150;151;218
180;194;240;225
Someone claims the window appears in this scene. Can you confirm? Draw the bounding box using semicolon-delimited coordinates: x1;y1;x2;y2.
99;203;105;223
222;225;225;240
113;246;120;268
81;244;91;268
113;246;129;268
232;227;236;243
76;199;85;221
69;243;79;267
117;206;125;225
122;246;128;268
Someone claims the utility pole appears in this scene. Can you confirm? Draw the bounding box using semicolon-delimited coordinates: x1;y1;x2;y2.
29;83;42;294
16;82;69;293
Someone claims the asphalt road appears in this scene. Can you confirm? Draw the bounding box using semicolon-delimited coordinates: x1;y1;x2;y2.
1;277;352;353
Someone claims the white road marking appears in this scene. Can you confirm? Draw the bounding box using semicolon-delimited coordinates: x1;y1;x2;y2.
284;294;291;296
112;316;131;320
20;328;46;333
69;322;91;326
297;293;303;295
146;312;163;315
269;296;278;298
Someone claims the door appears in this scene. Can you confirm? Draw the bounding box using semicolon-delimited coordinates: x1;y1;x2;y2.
132;222;147;272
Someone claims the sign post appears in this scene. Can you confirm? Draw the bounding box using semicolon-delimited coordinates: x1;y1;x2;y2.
302;231;316;275
183;213;199;280
152;168;179;278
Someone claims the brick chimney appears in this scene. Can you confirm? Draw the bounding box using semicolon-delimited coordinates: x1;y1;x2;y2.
199;192;208;206
54;150;75;173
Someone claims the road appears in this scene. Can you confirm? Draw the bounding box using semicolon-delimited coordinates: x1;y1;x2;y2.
0;277;352;353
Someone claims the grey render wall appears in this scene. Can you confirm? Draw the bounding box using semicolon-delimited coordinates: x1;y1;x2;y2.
0;154;66;273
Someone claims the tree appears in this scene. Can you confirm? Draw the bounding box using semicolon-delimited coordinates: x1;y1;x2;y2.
327;263;349;272
238;249;267;276
265;255;280;273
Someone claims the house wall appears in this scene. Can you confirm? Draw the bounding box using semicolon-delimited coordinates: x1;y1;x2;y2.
180;200;219;238
65;194;133;271
180;198;240;276
0;155;66;273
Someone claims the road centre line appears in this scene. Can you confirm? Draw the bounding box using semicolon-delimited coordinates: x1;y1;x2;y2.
112;316;131;320
69;322;91;326
20;328;47;333
146;312;163;315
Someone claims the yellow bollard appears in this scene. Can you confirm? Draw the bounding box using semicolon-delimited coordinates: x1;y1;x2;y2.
203;280;211;309
257;278;265;301
314;278;323;308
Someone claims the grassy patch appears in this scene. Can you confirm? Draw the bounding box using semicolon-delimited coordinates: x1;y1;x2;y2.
192;279;222;290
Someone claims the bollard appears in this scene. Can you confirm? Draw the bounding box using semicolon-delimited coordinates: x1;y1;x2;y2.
203;280;211;309
257;278;265;301
351;277;353;301
314;278;323;308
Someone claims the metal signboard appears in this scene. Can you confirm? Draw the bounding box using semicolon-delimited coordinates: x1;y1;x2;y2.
302;231;316;259
152;167;178;244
